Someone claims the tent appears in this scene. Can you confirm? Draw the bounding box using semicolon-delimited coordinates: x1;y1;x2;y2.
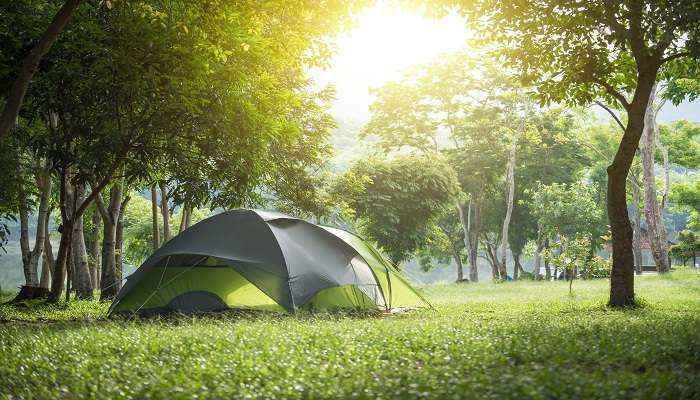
108;209;429;315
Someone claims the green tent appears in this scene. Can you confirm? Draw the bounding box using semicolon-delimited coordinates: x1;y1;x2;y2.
109;209;429;315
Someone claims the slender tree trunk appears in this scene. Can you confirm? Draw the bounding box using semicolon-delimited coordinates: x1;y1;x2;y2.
513;252;523;280
458;200;479;282
71;184;93;299
151;185;160;250
630;176;643;275
544;238;551;280
115;196;129;291
533;224;544;279
499;131;519;280
97;184;123;300
0;0;83;141
608;90;649;306
160;182;170;242
40;211;54;289
48;168;73;302
89;209;101;288
640;86;670;273
18;196;35;286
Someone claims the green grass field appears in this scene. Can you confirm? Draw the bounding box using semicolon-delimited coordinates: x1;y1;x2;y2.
1;269;699;399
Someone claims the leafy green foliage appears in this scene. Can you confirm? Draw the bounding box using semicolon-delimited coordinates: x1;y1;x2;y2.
671;230;699;266
340;155;459;264
659;120;700;169
672;180;700;232
1;271;700;398
525;182;604;241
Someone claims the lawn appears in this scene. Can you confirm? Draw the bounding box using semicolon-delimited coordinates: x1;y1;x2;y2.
1;269;699;399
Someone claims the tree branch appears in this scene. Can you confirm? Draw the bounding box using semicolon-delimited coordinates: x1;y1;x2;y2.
595;101;626;131
594;79;631;110
660;52;689;64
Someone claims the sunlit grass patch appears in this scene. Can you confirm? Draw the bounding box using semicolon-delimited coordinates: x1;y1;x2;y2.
1;271;699;399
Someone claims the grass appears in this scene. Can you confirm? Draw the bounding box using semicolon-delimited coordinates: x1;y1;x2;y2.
1;269;699;399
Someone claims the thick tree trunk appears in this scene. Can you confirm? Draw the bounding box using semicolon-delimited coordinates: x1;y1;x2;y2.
607;71;657;307
151;185;160;250
640;87;670;273
71;185;93;299
160;182;170;242
630;176;643;275
0;0;83;141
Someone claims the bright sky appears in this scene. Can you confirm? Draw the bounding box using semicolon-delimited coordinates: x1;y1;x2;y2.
312;2;698;123
312;2;470;120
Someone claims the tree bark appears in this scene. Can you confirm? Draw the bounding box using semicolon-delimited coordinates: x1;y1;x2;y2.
513;252;523;280
640;86;670;273
544;238;551;280
151;185;160;250
48;169;72;302
499;130;519;280
607;70;658;307
71;184;93;299
115;196;130;291
458;199;481;282
532;224;544;279
40;211;54;289
160;182;170;242
89;209;101;288
96;183;123;300
0;0;83;141
630;175;643;275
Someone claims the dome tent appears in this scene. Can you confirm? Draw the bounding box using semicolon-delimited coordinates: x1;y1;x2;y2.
109;209;429;315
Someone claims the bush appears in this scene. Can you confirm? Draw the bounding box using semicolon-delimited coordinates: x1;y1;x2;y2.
581;256;611;279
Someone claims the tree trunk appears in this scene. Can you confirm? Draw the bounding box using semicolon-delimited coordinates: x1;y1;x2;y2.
640;86;670;273
513;252;523;280
630;175;643;275
48;169;74;302
151;185;160;250
115;196;129;291
499;130;519;280
160;182;170;242
533;224;544;279
184;205;192;229
89;209;101;288
0;0;83;141
71;184;93;299
40;211;54;289
459;199;481;282
544;238;551;280
18;195;36;286
97;184;123;300
607;70;658;307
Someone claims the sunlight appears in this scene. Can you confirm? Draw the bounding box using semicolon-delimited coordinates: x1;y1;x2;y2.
313;2;471;119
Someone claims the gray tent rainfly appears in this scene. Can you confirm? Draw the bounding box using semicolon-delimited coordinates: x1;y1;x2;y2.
109;209;429;315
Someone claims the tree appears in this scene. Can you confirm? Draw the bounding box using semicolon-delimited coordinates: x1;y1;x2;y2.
0;0;83;141
2;0;364;301
441;0;700;306
670;230;698;267
339;155;459;265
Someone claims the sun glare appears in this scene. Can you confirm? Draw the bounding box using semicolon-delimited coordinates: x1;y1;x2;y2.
312;2;470;119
